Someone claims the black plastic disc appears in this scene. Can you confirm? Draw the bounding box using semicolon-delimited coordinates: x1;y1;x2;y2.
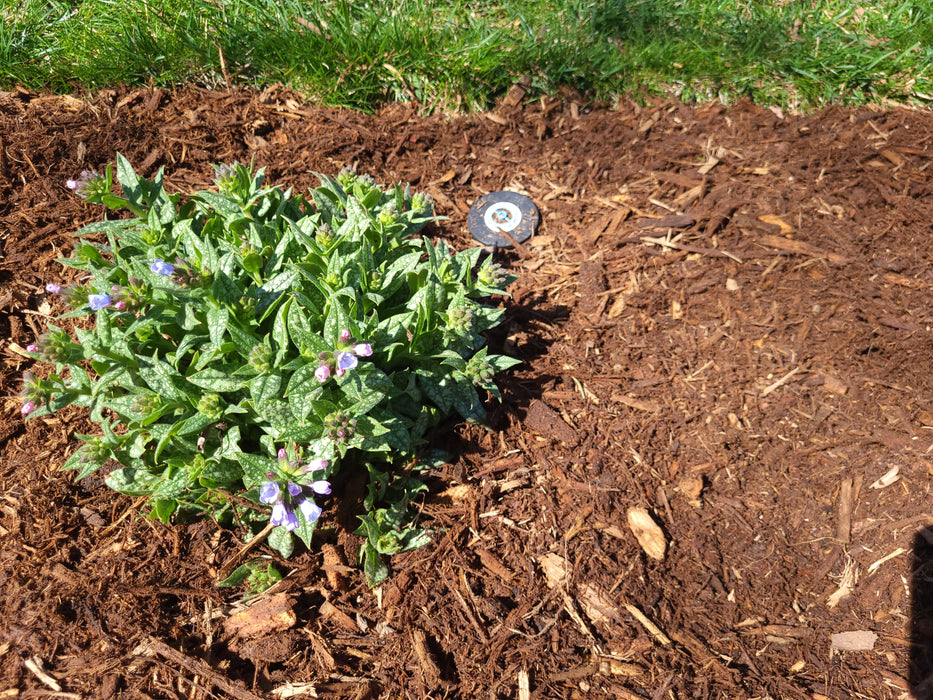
467;191;538;248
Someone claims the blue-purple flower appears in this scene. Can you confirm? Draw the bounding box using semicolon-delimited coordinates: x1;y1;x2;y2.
260;467;332;532
259;480;280;504
88;293;112;311
298;499;322;524
45;283;61;295
271;502;300;531
310;480;331;495
335;351;358;376
316;329;374;382
150;259;174;276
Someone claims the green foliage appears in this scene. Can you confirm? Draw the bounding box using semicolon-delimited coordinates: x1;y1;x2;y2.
1;0;930;110
24;155;518;583
218;558;283;598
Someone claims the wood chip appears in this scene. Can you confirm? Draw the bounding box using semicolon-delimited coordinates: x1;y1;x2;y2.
501;76;531;107
623;602;671;645
523;400;577;443
271;682;319;699
412;629;443;688
760;366;801;397
321;543;348;591
837;478;854;543
697;155;720;175
538;553;622;627
880;149;904;166
867;547;907;575
476;548;514;582
517;669;530;700
830;630;877;652
676;475;704;507
626;507;666;560
319;600;360;633
826;556;856;609
632;214;694;229
821;374;849;394
869;464;900;489
610;393;660;412
224;593;295;640
756;233;850;264
758;214;794;234
144;637;265;700
22;657;61;692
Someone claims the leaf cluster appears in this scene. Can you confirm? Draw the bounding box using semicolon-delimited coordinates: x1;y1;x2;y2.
27;156;519;583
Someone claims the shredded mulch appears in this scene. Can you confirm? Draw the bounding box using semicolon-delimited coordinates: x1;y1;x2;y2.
1;85;932;699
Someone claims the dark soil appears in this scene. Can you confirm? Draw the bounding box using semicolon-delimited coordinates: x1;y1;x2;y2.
2;85;933;699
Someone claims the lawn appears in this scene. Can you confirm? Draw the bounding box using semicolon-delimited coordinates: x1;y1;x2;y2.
2;0;931;110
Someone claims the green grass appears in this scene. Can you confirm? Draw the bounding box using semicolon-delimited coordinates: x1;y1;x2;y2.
1;0;932;111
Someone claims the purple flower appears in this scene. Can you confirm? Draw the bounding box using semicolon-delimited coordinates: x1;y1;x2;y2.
259;480;280;504
271;502;300;531
113;300;126;311
339;329;352;342
336;351;358;372
286;481;302;497
298;499;322;524
45;283;61;294
304;458;328;472
25;343;38;353
150;259;174;276
277;448;288;461
21;401;35;416
315;364;331;383
353;343;372;357
88;293;112;311
310;480;332;495
65;169;104;199
283;509;300;531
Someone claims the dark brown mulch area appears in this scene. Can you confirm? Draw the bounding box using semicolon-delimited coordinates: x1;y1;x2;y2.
1;85;932;699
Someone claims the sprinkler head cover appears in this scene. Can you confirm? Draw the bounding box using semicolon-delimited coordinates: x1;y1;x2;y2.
467;191;538;248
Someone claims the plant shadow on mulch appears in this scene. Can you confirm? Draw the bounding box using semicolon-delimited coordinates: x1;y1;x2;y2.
912;533;933;696
1;85;933;698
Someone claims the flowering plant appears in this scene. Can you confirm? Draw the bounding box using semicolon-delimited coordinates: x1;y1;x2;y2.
24;156;518;583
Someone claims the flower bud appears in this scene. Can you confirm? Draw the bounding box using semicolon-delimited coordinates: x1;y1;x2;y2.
197;393;225;420
411;191;434;216
304;458;328;472
248;343;273;373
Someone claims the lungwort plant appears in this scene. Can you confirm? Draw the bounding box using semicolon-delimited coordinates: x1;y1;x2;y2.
22;156;518;584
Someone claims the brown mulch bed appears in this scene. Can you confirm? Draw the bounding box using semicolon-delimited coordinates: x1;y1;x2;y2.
1;85;932;699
